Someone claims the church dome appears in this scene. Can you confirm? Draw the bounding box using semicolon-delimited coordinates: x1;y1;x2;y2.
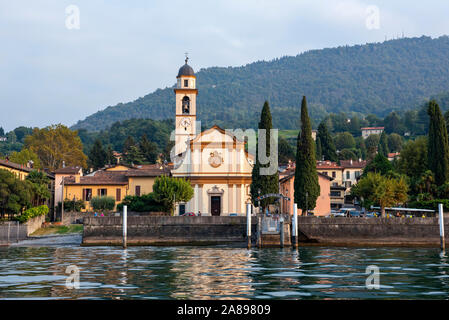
177;59;195;77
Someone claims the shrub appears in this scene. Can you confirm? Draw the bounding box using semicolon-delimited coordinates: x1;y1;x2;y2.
62;199;86;212
16;205;49;223
117;193;165;213
90;196;116;212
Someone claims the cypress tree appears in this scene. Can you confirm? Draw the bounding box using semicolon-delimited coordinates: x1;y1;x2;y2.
316;136;322;160
139;134;158;164
250;101;279;211
427;100;449;186
294;96;320;214
378;131;389;157
317;121;338;162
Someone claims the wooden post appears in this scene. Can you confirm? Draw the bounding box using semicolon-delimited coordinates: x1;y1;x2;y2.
123;205;127;249
16;221;19;243
292;203;298;248
246;203;251;249
257;214;262;248
280;215;284;248
439;203;445;251
7;222;10;245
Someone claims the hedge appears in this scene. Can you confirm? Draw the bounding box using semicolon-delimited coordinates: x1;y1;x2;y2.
16;205;49;223
407;199;449;212
90;196;116;211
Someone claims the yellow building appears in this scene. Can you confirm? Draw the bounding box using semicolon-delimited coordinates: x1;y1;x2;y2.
316;161;344;187
0;158;34;180
56;164;171;211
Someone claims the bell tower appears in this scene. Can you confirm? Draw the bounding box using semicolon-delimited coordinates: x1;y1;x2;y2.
174;55;198;154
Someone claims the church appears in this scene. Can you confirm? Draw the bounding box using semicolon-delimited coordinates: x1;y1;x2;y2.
171;58;254;216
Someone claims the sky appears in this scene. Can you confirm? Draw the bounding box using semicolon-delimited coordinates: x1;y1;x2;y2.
1;0;448;132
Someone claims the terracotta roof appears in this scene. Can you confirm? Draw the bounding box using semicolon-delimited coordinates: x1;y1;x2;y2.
340;160;367;168
64;171;128;185
54;166;83;174
0;159;34;173
361;127;384;130
316;161;343;169
280;170;333;183
126;168;171;177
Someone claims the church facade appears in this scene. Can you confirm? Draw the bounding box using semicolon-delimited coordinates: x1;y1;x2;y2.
171;59;254;216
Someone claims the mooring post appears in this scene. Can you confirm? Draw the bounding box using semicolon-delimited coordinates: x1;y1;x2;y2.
292;203;298;248
257;214;262;248
16;221;19;243
280;215;284;248
123;205;127;249
7;222;10;245
246;203;251;249
439;203;445;251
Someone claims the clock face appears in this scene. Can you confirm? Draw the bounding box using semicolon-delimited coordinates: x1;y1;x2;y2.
180;117;191;128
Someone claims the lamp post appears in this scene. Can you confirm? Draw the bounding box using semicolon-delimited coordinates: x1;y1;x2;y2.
305;192;308;216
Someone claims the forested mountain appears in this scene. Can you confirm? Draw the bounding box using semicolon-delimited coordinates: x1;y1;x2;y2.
72;35;449;131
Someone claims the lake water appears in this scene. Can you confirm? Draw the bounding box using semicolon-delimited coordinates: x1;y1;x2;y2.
1;236;449;299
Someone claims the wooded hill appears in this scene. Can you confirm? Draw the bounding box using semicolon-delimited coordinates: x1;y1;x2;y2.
72;35;449;131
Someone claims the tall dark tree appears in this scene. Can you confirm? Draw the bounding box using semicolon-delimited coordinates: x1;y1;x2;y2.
250;101;279;211
278;137;295;165
0;127;4;136
363;153;393;177
88;139;107;170
294;96;320;214
315;136;322;161
427;100;449;186
317;121;338;162
123;136;136;154
139;134;158;164
106;145;116;165
378;131;389;157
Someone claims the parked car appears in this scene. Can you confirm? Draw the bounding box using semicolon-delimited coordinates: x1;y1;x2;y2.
348;211;362;217
181;212;196;216
229;213;238;217
363;212;378;218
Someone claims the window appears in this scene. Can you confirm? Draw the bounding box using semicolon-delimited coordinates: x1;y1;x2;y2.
330;191;341;197
182;96;190;114
83;188;92;201
332;171;336;178
346;171;350;180
355;171;361;178
323;171;328;176
135;186;141;196
184;79;188;87
116;188;121;201
179;204;186;216
97;189;107;197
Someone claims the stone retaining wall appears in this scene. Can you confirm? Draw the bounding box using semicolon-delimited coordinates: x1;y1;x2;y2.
297;216;449;246
83;216;257;246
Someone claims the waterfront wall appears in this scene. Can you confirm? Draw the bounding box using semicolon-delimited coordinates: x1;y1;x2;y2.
61;211;168;225
0;215;45;244
297;217;449;246
82;216;257;246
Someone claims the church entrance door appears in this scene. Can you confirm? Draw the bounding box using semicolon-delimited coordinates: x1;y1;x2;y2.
211;196;221;216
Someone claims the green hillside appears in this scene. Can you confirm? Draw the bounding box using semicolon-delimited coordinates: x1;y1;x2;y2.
72;35;449;131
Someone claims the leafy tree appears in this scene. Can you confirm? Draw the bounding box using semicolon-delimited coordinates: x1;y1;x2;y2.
139;134;158;164
62;198;85;212
365;134;380;160
88;138;108;170
363;153;393;176
24;124;87;171
338;149;358;161
26;170;51;207
9;148;41;169
317;121;337;162
356;137;367;160
388;133;403;152
294;96;320;214
117;193;165;212
427;100;449;186
279;136;295;164
153;176;194;215
378;131;389;157
352;172;408;217
123;145;145;165
0;169;32;218
334;132;356;150
384;112;404;134
123;136;136;154
250;101;279;210
13;126;33;143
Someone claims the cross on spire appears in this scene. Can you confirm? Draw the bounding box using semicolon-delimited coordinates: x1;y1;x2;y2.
185;52;189;64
